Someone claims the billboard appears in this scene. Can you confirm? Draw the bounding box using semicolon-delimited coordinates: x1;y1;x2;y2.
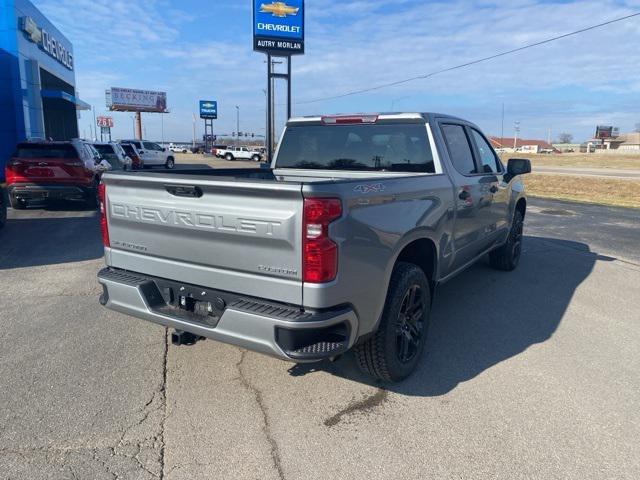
594;126;620;140
253;1;304;55
200;100;218;119
96;116;114;128
106;87;167;113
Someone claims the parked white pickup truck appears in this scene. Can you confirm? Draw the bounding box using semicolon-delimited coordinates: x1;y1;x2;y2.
215;146;262;162
169;144;189;154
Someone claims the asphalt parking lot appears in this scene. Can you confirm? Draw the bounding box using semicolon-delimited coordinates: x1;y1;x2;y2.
1;195;639;479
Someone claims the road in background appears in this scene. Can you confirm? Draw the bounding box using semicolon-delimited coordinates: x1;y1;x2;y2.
533;165;640;180
1;199;639;479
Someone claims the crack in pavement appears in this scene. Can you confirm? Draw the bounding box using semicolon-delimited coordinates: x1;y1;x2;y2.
235;349;285;480
0;328;171;479
158;328;169;480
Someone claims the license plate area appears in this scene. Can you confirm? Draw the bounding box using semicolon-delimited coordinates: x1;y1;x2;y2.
146;278;242;329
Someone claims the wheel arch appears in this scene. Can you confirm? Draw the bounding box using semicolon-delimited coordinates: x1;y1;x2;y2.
394;237;438;286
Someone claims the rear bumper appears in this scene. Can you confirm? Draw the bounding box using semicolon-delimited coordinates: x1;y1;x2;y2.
8;183;92;202
97;267;358;362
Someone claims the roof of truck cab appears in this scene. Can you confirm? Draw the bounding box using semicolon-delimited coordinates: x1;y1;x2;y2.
287;112;469;125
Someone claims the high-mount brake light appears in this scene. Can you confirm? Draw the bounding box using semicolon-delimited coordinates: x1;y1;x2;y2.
98;182;110;247
303;198;342;283
321;115;379;125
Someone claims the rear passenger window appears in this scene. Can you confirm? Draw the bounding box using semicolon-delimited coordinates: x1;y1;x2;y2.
470;129;500;174
441;124;476;175
143;142;156;150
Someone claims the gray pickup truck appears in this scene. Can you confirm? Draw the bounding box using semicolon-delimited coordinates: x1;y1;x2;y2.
97;113;531;382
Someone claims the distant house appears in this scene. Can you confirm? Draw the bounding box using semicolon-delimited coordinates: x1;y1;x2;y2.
583;132;640;151
602;132;640;151
489;137;559;154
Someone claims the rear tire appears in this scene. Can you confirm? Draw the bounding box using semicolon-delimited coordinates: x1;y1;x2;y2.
0;188;7;229
165;157;175;169
355;262;431;382
489;209;524;271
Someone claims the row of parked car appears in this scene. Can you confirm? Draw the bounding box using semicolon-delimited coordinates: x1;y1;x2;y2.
1;138;176;211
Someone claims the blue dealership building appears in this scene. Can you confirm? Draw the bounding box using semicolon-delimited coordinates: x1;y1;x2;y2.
0;0;89;174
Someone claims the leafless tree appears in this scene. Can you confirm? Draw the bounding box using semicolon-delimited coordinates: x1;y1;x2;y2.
557;133;573;144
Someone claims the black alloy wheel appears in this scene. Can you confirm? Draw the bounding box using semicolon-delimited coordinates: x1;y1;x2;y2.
395;284;426;364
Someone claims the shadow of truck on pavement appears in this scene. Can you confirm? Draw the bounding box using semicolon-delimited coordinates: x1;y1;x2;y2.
289;236;611;396
0;211;103;269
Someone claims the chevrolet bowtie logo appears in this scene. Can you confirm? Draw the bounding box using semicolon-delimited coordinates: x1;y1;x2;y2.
260;1;299;17
21;17;42;44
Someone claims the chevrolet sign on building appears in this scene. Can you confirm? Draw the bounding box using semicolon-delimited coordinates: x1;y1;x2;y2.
21;16;74;70
253;0;304;55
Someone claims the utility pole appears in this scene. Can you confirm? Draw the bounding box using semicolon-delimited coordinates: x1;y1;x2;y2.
262;89;268;149
501;103;505;142
92;106;97;141
236;106;240;147
192;114;196;149
161;111;165;147
513;121;521;151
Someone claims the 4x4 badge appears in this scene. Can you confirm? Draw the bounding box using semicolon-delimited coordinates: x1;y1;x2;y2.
354;183;385;194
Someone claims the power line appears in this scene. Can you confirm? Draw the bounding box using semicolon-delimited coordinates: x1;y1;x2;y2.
296;12;640;105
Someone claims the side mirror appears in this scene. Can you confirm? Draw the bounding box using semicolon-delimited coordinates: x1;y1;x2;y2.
506;158;531;181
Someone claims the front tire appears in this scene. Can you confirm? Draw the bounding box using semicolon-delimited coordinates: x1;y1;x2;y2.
252;154;261;162
225;153;234;161
489;209;524;271
355;262;431;382
165;157;175;169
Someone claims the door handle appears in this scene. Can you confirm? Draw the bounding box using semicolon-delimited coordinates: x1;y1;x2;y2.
165;185;203;198
489;185;499;194
458;190;471;200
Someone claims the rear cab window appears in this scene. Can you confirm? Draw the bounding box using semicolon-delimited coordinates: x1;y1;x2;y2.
15;144;79;160
440;124;477;175
276;123;436;173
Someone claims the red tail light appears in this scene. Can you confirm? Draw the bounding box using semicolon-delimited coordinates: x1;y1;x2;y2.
321;115;378;125
98;182;110;247
5;159;21;183
303;198;342;283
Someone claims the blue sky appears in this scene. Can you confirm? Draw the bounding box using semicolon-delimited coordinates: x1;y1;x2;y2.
34;0;640;143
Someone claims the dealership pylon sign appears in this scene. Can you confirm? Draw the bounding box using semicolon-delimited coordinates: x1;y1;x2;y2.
253;1;304;55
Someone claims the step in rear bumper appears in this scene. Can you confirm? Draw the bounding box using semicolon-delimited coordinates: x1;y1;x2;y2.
97;267;358;362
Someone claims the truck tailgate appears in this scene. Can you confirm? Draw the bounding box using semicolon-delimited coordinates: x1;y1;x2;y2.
102;174;304;305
